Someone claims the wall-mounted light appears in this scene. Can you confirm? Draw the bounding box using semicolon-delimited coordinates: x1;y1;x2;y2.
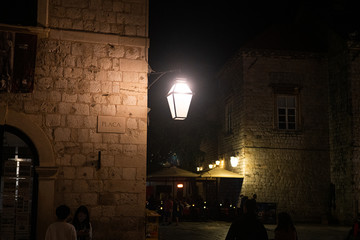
177;183;184;188
215;160;220;166
230;156;239;167
209;164;214;169
220;160;225;168
167;78;193;120
149;71;194;121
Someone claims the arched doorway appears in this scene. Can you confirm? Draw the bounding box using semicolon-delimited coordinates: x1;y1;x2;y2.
0;125;39;240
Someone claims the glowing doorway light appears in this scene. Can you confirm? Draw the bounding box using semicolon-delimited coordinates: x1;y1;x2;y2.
167;78;193;120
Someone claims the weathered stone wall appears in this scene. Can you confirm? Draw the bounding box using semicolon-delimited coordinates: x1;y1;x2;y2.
349;41;360;222
217;50;331;222
328;37;360;223
217;52;245;161
49;0;148;37
0;0;149;239
328;38;354;223
0;30;148;239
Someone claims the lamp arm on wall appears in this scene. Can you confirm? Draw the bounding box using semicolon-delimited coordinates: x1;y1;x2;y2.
147;68;193;121
147;70;177;89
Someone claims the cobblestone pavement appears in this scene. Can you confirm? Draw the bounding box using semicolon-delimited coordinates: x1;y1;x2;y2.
159;221;350;240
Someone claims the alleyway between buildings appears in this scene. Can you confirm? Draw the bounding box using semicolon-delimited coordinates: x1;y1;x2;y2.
159;221;350;240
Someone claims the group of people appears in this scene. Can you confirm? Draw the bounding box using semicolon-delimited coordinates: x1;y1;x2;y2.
226;196;298;240
45;205;92;240
162;195;183;225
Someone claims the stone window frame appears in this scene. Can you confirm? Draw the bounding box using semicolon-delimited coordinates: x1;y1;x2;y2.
1;107;57;240
271;84;301;131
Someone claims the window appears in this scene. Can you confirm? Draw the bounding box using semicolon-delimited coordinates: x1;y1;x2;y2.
225;102;233;134
277;95;297;130
0;31;37;93
0;125;38;240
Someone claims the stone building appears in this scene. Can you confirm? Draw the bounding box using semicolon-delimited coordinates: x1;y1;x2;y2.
0;0;149;239
328;31;360;224
203;23;360;223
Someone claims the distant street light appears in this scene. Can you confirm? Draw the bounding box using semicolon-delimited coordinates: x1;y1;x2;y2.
167;78;193;120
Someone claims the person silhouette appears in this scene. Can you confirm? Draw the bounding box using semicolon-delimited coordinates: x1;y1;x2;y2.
274;212;298;240
225;199;268;240
45;205;77;240
72;205;92;240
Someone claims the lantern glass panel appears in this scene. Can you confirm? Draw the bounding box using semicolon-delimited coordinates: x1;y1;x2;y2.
167;79;193;120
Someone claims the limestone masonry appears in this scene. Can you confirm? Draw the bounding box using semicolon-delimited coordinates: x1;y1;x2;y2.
0;0;149;239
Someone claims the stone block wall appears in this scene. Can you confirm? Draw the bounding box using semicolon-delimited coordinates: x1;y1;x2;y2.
217;53;245;159
47;35;147;240
217;50;331;222
328;38;360;223
0;30;148;239
48;0;148;37
328;46;354;224
349;42;360;220
0;0;149;239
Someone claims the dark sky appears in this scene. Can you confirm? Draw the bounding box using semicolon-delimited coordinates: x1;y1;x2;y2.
148;1;271;116
146;1;300;165
147;0;359;167
147;0;360;119
147;1;308;123
148;0;359;74
148;1;290;72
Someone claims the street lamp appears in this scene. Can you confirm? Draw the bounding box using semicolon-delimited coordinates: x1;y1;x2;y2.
148;70;193;120
167;78;193;120
230;156;239;167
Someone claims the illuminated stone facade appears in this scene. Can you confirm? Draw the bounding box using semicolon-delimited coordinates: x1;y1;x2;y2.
210;25;360;223
0;0;149;239
216;49;330;222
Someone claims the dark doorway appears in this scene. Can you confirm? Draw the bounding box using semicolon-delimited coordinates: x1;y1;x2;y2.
0;125;39;240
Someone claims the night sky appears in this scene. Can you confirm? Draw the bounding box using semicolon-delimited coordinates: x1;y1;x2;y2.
3;0;357;169
147;0;297;169
147;0;360;169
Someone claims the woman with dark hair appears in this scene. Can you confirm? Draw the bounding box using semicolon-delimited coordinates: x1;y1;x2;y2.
275;212;298;240
72;205;92;240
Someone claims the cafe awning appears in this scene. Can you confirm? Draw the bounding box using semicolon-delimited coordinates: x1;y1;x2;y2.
200;167;244;179
147;166;200;179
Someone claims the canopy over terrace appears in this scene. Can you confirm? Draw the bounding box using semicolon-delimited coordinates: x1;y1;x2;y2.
198;168;244;211
200;167;244;179
147;166;200;179
147;166;200;200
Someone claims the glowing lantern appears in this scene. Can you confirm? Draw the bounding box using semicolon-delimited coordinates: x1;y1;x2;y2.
230;156;239;167
167;78;193;120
